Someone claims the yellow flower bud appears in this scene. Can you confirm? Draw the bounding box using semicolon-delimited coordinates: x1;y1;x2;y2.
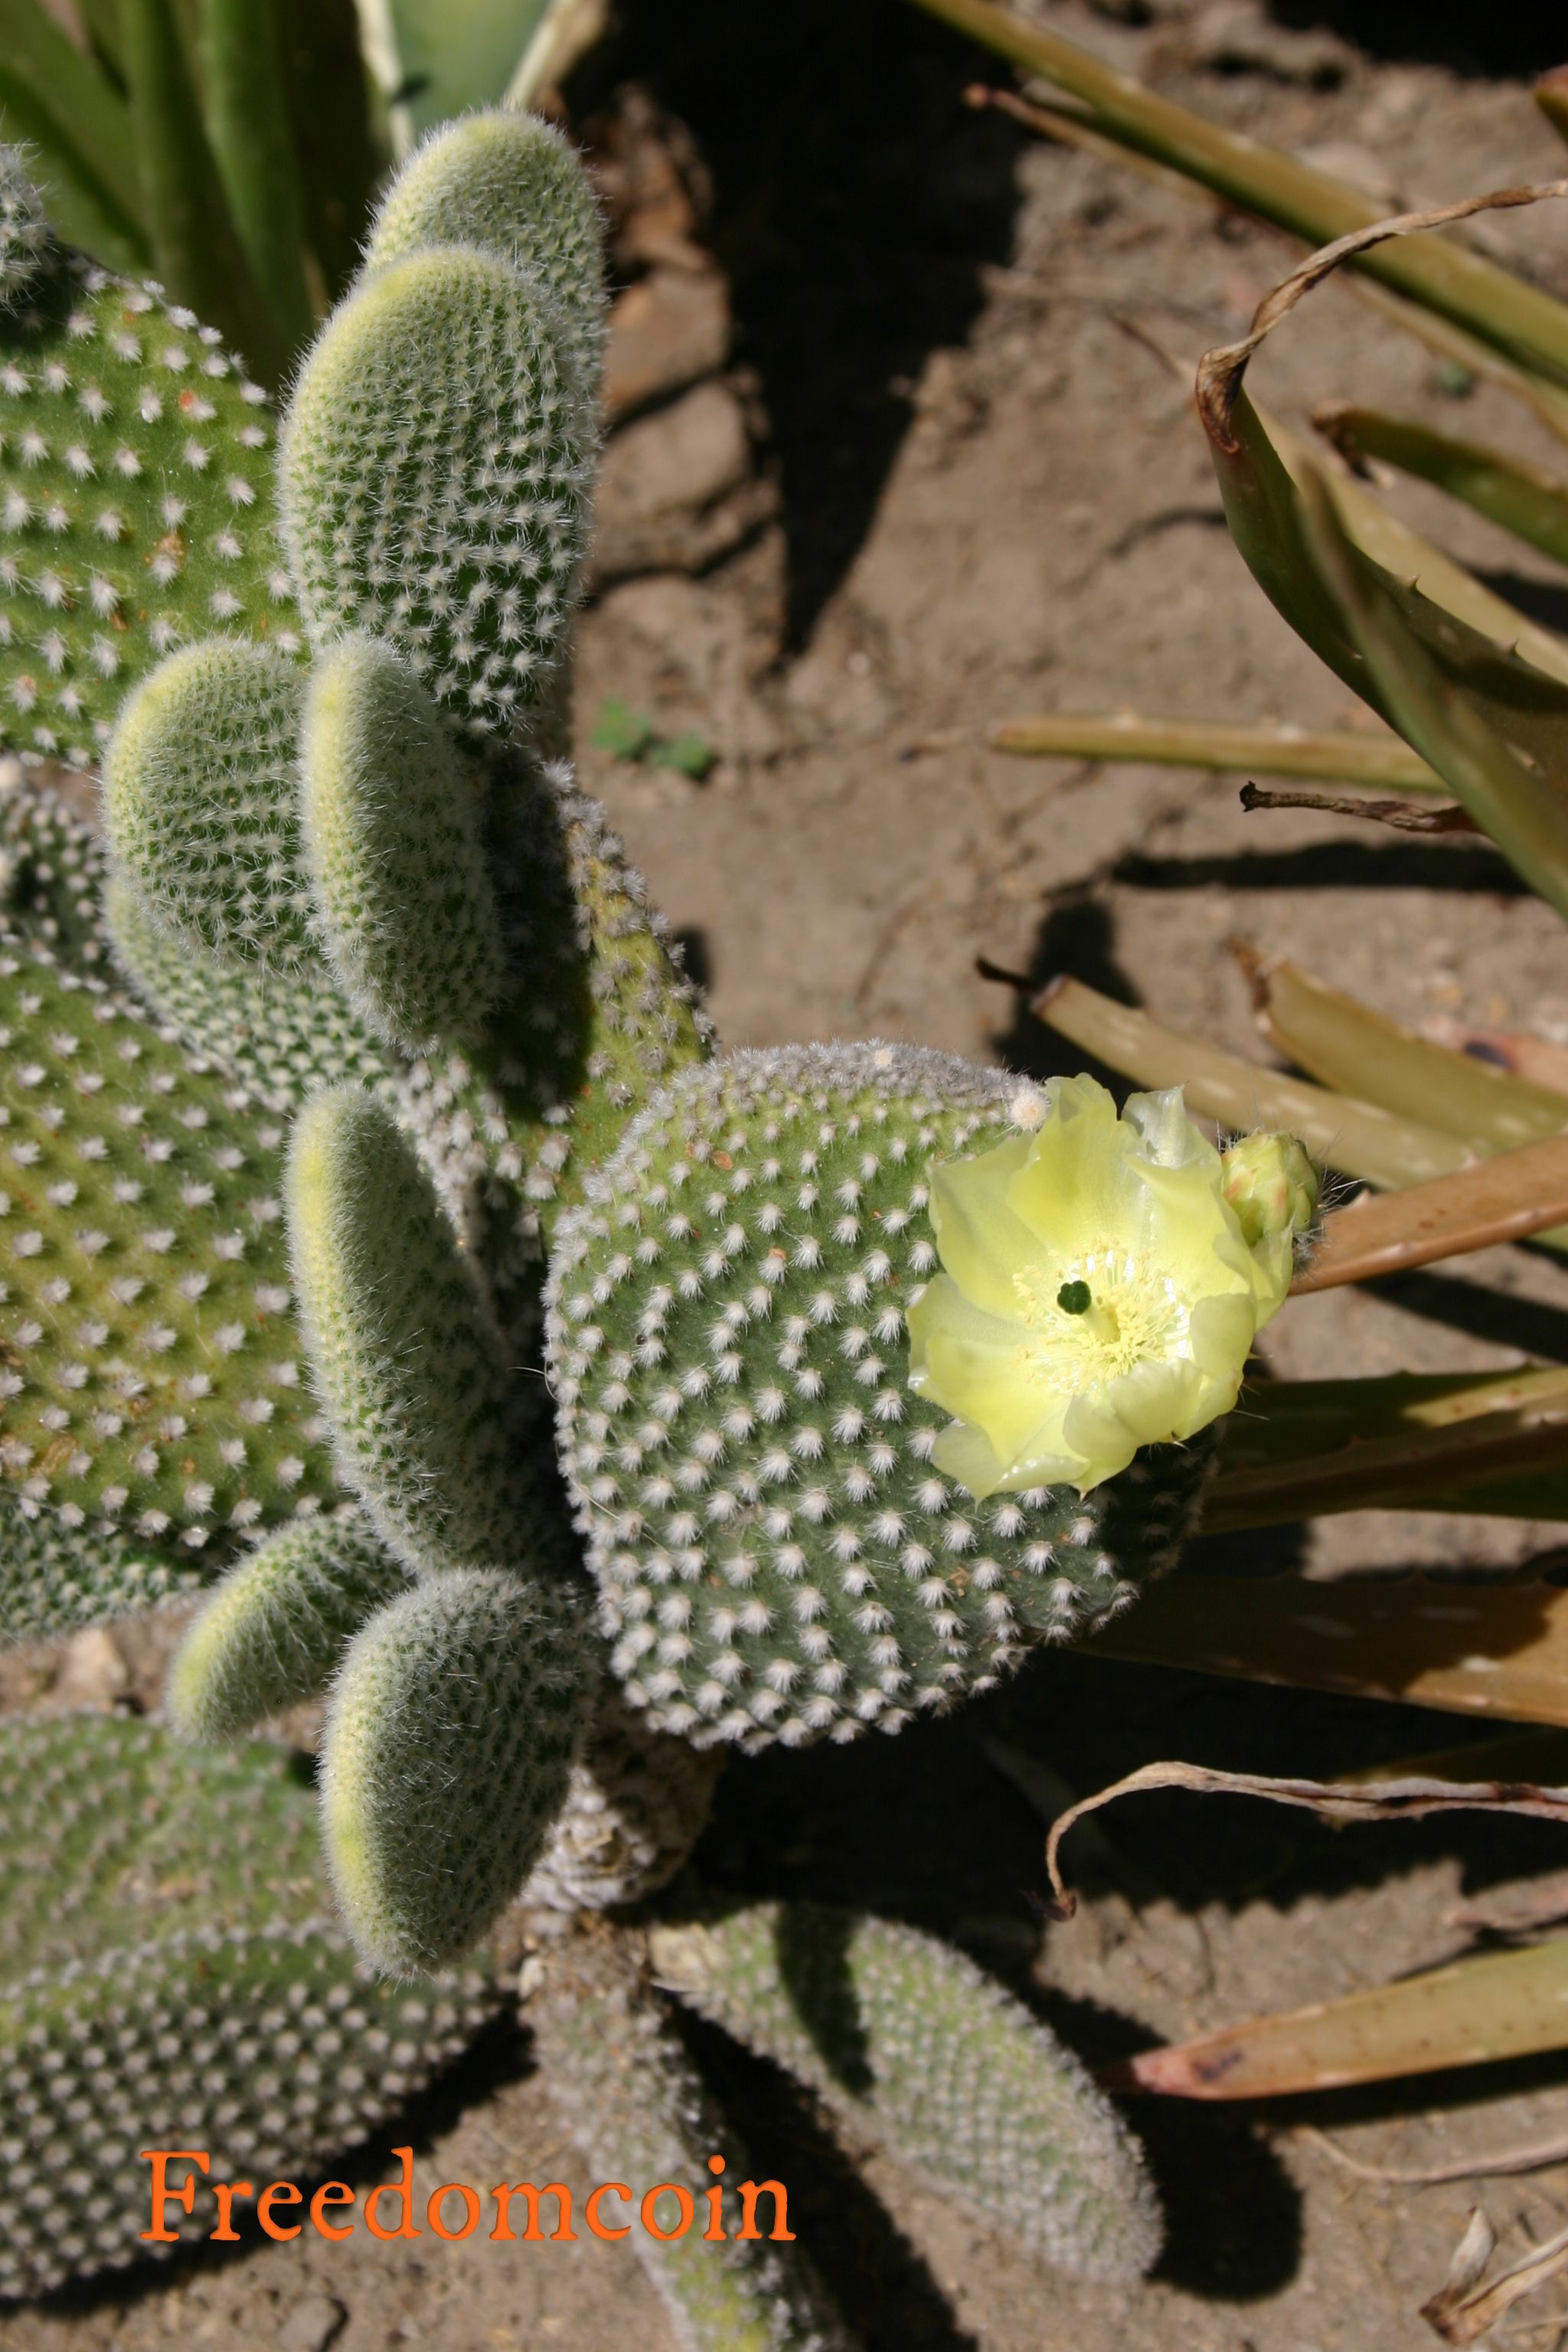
906;1075;1293;1499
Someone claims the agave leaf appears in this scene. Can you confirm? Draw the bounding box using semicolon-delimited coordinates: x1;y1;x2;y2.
1302;1134;1568;1287
1089;1572;1568;1729
0;0;147;243
1291;413;1568;691
118;0;286;384
1295;464;1568;919
1253;957;1568;1152
1317;403;1568;570
1032;976;1472;1189
1207;1393;1568;1528
274;0;381;305
1118;1936;1568;2099
1227;1366;1568;1466
911;0;1568;384
1537;69;1568;156
987;713;1442;790
195;0;315;349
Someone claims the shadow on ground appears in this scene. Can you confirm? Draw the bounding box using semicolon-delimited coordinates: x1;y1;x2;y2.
573;0;1028;650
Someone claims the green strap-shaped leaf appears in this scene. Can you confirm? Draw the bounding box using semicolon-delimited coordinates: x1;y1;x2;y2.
320;1566;594;1971
368;0;553;137
1295;461;1568;919
196;0;315;353
118;0;286;384
1317;402;1568;570
1125;1932;1568;2099
651;1903;1161;2284
0;2;146;243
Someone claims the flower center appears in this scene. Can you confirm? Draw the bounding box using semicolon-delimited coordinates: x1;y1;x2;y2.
1011;1245;1188;1389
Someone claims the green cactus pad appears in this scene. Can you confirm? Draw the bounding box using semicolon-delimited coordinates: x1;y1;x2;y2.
652;1903;1161;2282
105;872;394;1115
0;1714;500;2297
168;1511;410;1740
103;636;313;962
0;1485;207;1640
301;632;505;1045
363;113;606;396
1;250;297;771
547;1045;1210;1750
287;1083;557;1577
279;247;593;738
531;1926;852;2352
320;1565;595;1971
0;934;344;1547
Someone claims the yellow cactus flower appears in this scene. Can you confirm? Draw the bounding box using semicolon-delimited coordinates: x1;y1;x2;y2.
906;1076;1302;1499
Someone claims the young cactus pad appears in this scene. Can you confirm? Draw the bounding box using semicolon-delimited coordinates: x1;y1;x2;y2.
103;635;312;962
546;1044;1213;1750
278;245;595;737
0;1714;501;2298
650;1902;1161;2283
300;632;505;1046
167;1511;410;1741
0;168;296;772
286;1084;557;1578
362;113;607;397
319;1566;596;1973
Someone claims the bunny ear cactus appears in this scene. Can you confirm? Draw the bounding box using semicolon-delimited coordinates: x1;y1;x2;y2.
0;109;1191;2327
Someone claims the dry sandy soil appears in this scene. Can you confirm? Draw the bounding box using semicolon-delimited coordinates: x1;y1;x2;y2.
11;1;1568;2346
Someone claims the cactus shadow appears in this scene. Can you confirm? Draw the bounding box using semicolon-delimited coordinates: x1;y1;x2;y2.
570;0;1031;650
987;888;1142;1085
677;2003;983;2352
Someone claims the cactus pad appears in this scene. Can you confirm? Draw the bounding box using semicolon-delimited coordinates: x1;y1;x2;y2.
301;632;504;1045
0;934;343;1546
286;1084;556;1576
547;1045;1208;1749
168;1511;410;1740
363;113;606;396
0;1485;208;1640
531;1926;851;2352
279;247;593;737
0;1714;500;2297
652;1902;1161;2282
104;636;313;962
2;249;296;770
0;150;50;310
320;1566;596;1972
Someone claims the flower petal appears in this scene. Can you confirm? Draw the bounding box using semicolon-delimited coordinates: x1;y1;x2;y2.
926;1131;1039;1319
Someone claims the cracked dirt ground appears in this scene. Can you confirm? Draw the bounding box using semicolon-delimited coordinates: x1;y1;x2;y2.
9;2;1568;2346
